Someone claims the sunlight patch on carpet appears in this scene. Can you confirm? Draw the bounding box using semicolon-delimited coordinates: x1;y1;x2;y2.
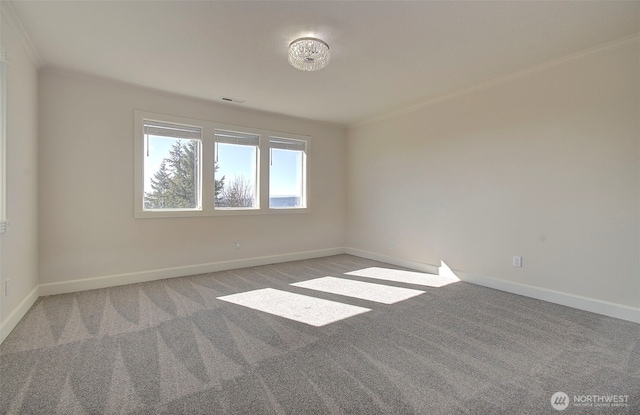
291;277;425;304
345;267;459;287
217;288;370;327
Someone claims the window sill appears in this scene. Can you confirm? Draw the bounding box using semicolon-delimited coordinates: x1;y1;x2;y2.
134;207;308;219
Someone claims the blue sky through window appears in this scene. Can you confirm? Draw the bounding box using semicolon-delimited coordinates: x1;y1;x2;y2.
270;149;303;197
215;143;257;186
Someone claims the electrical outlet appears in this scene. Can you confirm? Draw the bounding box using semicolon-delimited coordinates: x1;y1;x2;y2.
4;279;9;296
235;241;240;249
390;238;395;248
513;256;522;267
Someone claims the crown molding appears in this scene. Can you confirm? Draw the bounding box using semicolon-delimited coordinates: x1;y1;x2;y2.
1;1;43;67
352;33;640;128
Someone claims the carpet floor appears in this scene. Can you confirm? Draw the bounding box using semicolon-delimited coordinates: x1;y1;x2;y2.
1;254;638;414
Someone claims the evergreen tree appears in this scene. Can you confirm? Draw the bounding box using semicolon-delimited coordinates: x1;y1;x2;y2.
145;140;196;209
145;160;172;208
168;140;197;207
215;163;225;201
144;140;226;209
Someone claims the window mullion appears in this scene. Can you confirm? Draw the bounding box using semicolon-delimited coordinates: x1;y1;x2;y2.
201;134;215;211
259;136;270;210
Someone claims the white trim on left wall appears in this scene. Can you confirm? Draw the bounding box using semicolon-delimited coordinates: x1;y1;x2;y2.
1;1;43;67
0;284;39;344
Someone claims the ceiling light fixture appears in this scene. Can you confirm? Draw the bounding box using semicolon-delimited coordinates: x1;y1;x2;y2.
288;37;330;71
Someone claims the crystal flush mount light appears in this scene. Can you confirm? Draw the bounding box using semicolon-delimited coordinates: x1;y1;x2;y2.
288;37;330;71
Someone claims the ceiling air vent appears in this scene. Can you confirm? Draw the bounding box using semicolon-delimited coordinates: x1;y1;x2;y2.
221;97;246;104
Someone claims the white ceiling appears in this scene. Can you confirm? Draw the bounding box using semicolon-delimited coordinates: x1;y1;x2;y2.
8;1;640;125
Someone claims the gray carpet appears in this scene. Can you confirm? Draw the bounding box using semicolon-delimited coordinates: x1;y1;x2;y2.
1;254;638;414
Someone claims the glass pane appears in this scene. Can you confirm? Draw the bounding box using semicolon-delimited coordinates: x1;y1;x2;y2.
270;148;304;208
144;136;200;210
215;143;258;208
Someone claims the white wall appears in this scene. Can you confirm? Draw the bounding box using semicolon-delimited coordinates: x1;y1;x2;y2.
0;4;40;339
347;39;639;315
38;71;346;288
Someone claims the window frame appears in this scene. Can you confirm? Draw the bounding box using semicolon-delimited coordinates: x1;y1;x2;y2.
269;136;308;209
142;120;203;212
214;129;260;211
134;110;310;218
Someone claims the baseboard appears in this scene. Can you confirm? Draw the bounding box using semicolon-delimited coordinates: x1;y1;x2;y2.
344;248;638;324
457;271;640;324
39;247;346;296
0;285;39;344
6;248;636;346
344;247;440;275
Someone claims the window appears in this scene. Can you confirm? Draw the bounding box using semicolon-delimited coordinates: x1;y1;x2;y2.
214;130;259;209
143;121;202;211
269;138;306;208
134;111;309;218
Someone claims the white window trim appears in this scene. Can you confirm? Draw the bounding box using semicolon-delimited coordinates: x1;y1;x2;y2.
134;110;310;218
214;129;260;211
142;119;203;213
269;136;308;210
0;51;8;233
